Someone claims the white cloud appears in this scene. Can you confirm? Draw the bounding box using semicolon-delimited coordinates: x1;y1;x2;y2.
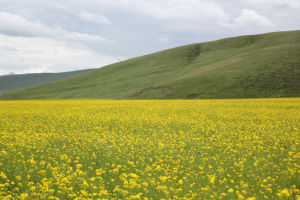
158;34;170;43
0;68;9;75
0;11;111;43
0;66;52;75
122;0;230;21
242;0;300;8
16;66;53;74
0;0;299;74
221;9;274;28
0;34;118;74
79;11;112;24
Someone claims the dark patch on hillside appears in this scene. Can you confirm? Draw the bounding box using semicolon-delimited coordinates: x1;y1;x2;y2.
186;93;200;99
186;44;201;62
129;87;155;97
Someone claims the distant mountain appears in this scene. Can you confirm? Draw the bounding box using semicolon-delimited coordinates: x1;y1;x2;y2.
0;72;15;76
1;30;299;100
0;69;94;96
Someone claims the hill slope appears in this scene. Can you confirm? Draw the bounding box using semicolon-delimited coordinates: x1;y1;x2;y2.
1;30;299;100
0;69;93;96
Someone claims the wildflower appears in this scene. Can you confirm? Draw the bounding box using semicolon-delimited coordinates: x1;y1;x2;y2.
19;193;29;200
228;188;234;193
277;188;290;197
209;174;216;184
178;179;183;185
159;176;168;182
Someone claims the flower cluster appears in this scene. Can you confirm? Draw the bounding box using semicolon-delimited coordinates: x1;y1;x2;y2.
0;99;299;199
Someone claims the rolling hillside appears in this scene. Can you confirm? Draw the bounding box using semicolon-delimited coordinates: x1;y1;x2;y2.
1;30;299;100
0;69;93;96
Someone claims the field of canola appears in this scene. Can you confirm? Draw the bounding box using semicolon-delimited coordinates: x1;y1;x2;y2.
0;99;299;200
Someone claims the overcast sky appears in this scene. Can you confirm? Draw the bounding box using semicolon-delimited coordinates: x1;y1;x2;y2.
0;0;299;75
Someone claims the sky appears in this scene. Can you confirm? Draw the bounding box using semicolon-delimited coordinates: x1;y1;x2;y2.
0;0;299;75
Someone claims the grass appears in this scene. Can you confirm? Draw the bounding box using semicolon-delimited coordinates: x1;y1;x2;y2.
0;99;299;199
0;69;93;96
1;30;299;100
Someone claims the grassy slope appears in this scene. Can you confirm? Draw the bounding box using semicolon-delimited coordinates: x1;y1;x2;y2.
1;30;299;100
0;69;93;95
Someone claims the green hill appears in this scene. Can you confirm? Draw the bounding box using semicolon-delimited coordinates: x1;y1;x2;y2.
0;69;93;96
1;30;299;100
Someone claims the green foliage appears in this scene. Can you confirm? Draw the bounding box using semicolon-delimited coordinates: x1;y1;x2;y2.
1;30;299;100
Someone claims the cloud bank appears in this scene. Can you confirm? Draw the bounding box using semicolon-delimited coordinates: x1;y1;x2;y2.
0;0;299;75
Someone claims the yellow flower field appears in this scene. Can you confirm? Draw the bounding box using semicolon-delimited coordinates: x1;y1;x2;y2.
0;99;299;199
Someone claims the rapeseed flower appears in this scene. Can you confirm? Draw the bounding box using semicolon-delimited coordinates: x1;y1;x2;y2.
0;99;298;199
